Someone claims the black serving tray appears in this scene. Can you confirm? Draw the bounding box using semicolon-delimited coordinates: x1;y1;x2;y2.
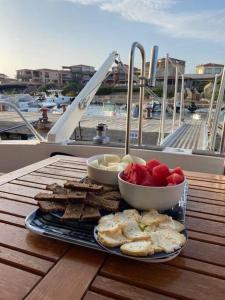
25;181;188;263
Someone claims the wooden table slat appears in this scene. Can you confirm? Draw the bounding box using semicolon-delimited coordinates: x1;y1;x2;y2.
0;183;50;198
0;198;36;217
18;174;66;186
84;291;114;300
12;179;46;189
26;247;105;300
91;275;175;300
187;200;225;217
186;216;225;238
0;155;61;186
188;188;225;201
189;185;225;193
31;171;79;181
181;239;225;267
0;212;25;227
0;245;53;276
52;161;87;171
0;191;36;205
188;179;225;191
0;262;41;300
101;256;225;300
36;167;85;179
0;222;68;261
188;195;225;206
185;170;225;182
167;256;225;280
188;230;225;247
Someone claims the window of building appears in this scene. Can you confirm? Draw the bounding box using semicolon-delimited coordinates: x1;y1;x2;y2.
205;68;212;74
215;68;222;73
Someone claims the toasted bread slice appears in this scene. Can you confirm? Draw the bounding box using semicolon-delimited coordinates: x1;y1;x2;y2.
150;229;186;253
81;206;101;221
85;193;120;212
120;240;154;256
35;192;86;202
96;219;121;234
173;220;185;232
98;230;129;247
141;209;169;226
46;184;70;194
98;214;115;224
38;201;66;213
158;217;185;232
114;209;141;225
122;222;150;241
62;203;84;220
64;181;103;192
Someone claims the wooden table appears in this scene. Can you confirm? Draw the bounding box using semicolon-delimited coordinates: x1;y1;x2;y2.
0;155;224;300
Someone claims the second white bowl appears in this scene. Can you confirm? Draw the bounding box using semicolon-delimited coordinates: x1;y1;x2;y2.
118;171;185;211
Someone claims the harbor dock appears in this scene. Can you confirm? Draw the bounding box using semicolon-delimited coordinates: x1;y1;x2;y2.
0;111;207;149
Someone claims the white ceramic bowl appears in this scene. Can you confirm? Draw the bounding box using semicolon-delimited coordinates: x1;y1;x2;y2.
87;154;145;185
118;171;185;211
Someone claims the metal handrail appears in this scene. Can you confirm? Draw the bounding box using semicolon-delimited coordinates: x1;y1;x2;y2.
125;42;146;155
168;57;185;131
219;115;225;154
158;54;169;144
172;65;179;133
0;100;44;142
207;74;219;128
209;66;225;151
179;74;185;126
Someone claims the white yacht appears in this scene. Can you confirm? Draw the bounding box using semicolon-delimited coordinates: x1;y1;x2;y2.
0;42;224;177
46;89;72;106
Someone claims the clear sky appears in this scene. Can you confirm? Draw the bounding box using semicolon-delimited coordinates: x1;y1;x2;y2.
1;0;225;77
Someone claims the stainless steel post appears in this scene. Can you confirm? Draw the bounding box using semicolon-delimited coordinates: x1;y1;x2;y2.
158;54;169;144
219;115;225;154
210;66;225;151
172;65;179;133
207;74;218;127
125;42;146;155
179;74;185;126
148;45;158;87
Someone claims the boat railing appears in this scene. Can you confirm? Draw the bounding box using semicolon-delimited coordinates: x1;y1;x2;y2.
207;73;219;128
209;66;225;153
0;100;44;142
125;41;146;155
157;55;185;145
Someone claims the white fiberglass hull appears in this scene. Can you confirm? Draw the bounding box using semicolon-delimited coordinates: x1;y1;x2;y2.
0;141;224;175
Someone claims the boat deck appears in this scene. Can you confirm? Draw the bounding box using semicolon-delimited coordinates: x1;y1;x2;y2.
162;119;208;150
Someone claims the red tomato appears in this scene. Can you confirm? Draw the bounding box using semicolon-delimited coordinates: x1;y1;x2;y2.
167;173;183;185
171;167;185;180
146;159;161;174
